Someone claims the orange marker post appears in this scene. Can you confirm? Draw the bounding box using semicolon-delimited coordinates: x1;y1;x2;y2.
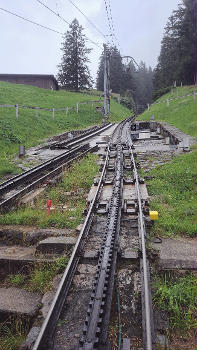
47;199;52;215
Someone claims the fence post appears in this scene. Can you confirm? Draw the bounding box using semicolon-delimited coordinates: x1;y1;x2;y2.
76;102;79;113
166;99;169;107
91;101;94;107
147;103;150;111
16;104;18;119
35;107;39;118
52;108;55;119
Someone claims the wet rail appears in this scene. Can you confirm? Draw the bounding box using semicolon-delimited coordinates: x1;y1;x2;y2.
127;130;154;350
0;123;112;212
32;116;155;350
49;123;112;149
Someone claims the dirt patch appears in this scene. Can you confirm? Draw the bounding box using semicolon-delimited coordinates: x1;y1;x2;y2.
169;331;197;350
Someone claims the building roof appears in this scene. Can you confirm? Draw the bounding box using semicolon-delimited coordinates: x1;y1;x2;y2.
0;74;59;89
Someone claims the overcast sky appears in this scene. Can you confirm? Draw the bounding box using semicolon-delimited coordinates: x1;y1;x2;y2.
0;0;181;83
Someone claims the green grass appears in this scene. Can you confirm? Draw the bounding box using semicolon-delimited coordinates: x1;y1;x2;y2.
8;274;25;286
110;98;132;122
153;273;197;333
147;150;197;237
27;256;69;294
0;321;27;350
6;256;69;294
138;85;197;139
0;256;69;350
0;153;99;228
137;85;197;238
0;158;22;179
0;81;130;178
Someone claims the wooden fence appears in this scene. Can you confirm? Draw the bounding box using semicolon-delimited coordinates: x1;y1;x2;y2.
0;99;103;119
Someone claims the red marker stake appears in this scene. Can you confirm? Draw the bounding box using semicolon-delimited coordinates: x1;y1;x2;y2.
47;199;52;215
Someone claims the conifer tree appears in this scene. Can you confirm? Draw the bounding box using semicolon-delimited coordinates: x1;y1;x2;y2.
96;46;124;93
96;46;154;112
57;19;93;90
153;0;197;91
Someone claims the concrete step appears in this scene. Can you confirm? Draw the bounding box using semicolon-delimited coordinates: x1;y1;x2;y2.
152;237;197;270
0;287;41;320
36;236;77;254
0;225;74;246
0;245;36;275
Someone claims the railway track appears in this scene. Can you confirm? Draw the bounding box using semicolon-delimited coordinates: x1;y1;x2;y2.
48;123;112;150
32;117;155;350
0;123;112;213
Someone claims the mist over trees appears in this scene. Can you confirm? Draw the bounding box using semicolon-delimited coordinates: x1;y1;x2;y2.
96;47;153;113
96;47;125;93
57;19;93;91
154;0;197;92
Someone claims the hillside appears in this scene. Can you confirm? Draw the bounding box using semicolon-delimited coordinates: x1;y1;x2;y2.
139;85;197;238
138;85;197;139
0;81;130;177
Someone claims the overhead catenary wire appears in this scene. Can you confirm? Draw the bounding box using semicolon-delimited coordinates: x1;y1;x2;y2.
0;7;64;35
122;55;140;70
67;0;107;42
103;0;115;46
35;0;103;49
106;0;121;50
0;5;102;49
35;0;70;25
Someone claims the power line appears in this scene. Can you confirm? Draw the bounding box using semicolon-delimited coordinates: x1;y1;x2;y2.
35;0;103;49
0;5;102;49
0;7;64;35
67;0;107;41
35;0;70;25
106;0;121;50
103;0;115;46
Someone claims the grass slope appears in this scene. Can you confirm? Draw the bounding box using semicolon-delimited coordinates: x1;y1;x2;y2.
139;85;197;238
0;81;130;177
153;273;197;337
0;154;99;228
142;86;197;342
148;151;196;237
138;85;197;139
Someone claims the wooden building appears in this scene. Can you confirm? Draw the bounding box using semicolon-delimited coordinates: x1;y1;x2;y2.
0;74;59;90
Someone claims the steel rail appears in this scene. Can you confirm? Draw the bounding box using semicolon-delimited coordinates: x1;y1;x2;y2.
32;145;111;350
0;143;89;209
50;122;112;149
32;117;133;350
127;129;153;350
0;123;112;197
0;145;97;213
0;144;86;196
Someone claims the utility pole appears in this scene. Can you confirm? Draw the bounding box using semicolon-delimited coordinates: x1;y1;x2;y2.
103;44;107;120
107;53;110;114
103;44;110;121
